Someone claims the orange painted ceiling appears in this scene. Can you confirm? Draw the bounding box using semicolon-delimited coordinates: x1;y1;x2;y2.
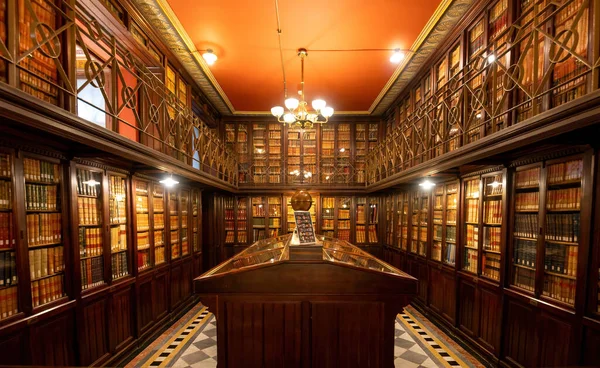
166;0;443;113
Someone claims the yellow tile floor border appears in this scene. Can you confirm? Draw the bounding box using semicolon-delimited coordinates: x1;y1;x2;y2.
399;310;469;368
143;306;212;367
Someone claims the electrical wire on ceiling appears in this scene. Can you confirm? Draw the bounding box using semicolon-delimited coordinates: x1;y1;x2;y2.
274;0;288;99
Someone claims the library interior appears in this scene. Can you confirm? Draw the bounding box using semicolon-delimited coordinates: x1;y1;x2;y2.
0;0;599;366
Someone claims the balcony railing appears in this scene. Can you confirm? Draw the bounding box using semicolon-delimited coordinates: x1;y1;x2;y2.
366;0;597;186
0;0;237;187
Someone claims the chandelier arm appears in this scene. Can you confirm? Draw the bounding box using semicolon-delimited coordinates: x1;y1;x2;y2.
300;52;305;102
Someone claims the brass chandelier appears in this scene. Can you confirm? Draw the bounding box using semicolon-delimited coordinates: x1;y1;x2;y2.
271;49;334;129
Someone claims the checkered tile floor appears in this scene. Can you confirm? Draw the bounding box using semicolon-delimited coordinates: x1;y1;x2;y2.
136;306;476;368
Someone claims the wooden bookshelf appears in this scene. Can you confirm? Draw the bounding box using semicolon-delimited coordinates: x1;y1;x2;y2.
432;186;444;262
109;173;129;280
267;196;282;238
168;191;180;260
385;195;395;247
462;177;481;274
337;197;351;242
237;197;248;244
237;125;249;184
355;124;367;183
321;197;334;238
410;190;429;257
251;196;266;241
397;192;409;251
355;197;367;244
320;125;335;183
252;123;267;184
510;164;541;292
75;166;104;291
337;124;351;183
0;151;17;319
302;127;317;184
192;190;200;253
482;173;504;281
180;190;190;256
267;124;282;184
224;197;234;244
443;182;458;266
134;179;151;271
153;184;166;266
368;198;379;244
286;129;301;184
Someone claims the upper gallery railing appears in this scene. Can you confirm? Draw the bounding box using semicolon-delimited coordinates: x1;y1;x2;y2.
366;0;598;186
0;0;237;187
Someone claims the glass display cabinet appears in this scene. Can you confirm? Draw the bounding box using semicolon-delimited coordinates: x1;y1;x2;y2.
195;234;417;367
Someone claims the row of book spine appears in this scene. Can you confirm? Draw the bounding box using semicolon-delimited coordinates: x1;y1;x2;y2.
32;274;63;308
484;200;502;224
516;168;540;188
516;192;539;211
111;253;128;279
543;275;575;305
445;243;456;265
515;213;538;238
548;160;583;184
136;196;148;213
78;197;101;225
110;225;127;252
28;246;63;280
137;232;149;249
482;253;501;280
546;188;581;210
81;257;103;290
155;246;165;264
26;213;61;246
545;243;578;276
465;224;479;248
466;199;479;222
0;154;10;177
79;228;102;257
26;184;58;211
0;213;15;248
514;239;537;268
109;198;126;224
24;158;58;183
483;227;501;251
464;248;478;273
546;213;580;242
0;181;11;209
153;197;164;212
137;250;150;270
0;251;16;287
76;170;98;197
225;231;234;243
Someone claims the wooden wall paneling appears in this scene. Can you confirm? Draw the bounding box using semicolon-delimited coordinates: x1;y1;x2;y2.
0;328;28;365
181;258;192;301
477;284;502;355
537;310;579;367
153;267;169;321
136;272;154;335
441;269;457;323
458;276;478;337
582;320;600;366
29;310;76;367
429;266;444;314
417;259;428;303
503;297;537;368
108;283;135;353
79;296;110;366
170;262;183;310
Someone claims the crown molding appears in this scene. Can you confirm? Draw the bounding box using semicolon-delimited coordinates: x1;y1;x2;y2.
133;0;471;117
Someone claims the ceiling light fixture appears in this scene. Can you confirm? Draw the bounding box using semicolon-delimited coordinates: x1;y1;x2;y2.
487;53;496;64
82;179;100;186
390;48;405;63
159;175;179;188
488;180;501;188
202;49;217;65
339;148;346;153
419;178;436;190
271;49;334;129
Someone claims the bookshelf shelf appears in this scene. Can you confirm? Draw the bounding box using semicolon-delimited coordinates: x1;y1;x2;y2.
397;192;409;251
545;270;577;280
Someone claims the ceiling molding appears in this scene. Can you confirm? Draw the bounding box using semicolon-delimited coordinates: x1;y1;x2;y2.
133;0;472;117
371;0;475;115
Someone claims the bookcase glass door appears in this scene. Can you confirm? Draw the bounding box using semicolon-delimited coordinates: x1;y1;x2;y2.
169;191;180;260
286;129;301;184
134;179;151;272
463;177;480;274
368;198;379;244
302;128;317;184
418;191;428;257
355;124;366;183
385;195;394;247
224;197;234;245
153;184;166;266
252;123;266;184
181;190;189;256
237;197;248;244
432;186;444;262
109;174;128;280
286;196;295;234
443;183;458;266
267;196;282;238
482;173;503;281
337;123;351;183
511;165;540;292
192;191;200;252
337;197;351;242
320;125;335;182
267;124;282;184
397;193;409;251
321;197;334;238
411;193;419;254
542;158;583;306
76;167;104;291
252;196;266;241
355;197;367;244
0;152;17;318
237;125;249;184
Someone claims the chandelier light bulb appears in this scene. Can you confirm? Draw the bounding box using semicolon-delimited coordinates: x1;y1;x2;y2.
271;106;284;117
390;49;405;64
321;106;334;118
312;99;326;111
202;49;217;65
285;98;299;110
283;113;295;123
